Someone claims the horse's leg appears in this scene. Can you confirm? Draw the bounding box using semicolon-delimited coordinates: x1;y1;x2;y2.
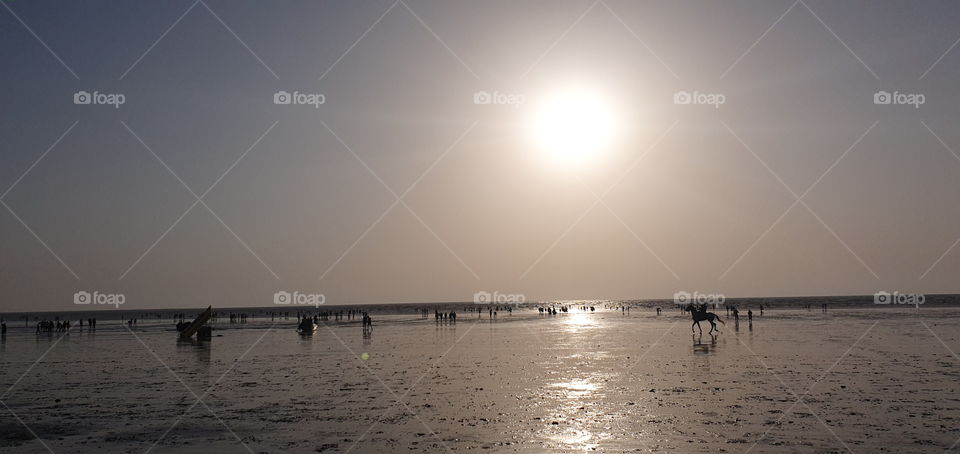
692;321;697;332
709;320;716;333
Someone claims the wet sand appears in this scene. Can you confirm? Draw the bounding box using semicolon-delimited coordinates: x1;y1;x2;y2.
1;307;959;453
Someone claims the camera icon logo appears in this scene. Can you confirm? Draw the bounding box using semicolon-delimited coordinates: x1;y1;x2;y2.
673;91;692;105
673;291;691;304
274;291;291;304
873;91;891;105
473;91;492;105
473;291;491;304
873;291;890;304
273;91;292;105
73;290;91;304
74;91;91;105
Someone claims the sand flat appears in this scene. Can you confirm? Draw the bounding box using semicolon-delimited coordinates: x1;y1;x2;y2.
1;307;958;453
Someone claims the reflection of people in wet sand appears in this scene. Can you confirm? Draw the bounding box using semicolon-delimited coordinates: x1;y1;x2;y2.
686;303;725;334
692;331;717;353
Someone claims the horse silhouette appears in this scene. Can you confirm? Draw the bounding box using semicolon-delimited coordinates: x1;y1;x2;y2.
686;303;725;334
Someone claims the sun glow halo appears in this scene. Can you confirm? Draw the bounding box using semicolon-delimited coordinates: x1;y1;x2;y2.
532;87;618;163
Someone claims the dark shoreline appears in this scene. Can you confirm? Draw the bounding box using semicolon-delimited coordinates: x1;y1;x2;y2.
2;293;957;320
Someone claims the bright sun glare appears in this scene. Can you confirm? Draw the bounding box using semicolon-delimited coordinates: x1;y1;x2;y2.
533;87;618;163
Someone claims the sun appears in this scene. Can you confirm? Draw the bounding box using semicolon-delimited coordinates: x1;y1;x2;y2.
532;87;618;164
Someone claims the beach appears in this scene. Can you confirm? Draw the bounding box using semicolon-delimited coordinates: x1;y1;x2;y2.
1;306;959;453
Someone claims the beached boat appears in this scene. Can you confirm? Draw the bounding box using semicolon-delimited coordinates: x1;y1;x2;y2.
177;306;212;339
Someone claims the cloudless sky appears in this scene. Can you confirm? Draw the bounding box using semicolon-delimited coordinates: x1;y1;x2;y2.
3;0;960;311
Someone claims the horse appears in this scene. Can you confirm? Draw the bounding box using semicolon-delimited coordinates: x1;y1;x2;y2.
686;303;725;334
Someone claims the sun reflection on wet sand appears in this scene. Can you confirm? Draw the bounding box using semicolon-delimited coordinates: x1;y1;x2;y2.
561;311;597;332
546;378;603;451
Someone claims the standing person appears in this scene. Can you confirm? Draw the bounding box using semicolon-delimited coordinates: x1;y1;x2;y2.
759;304;764;316
732;307;740;322
1;319;6;336
747;309;753;321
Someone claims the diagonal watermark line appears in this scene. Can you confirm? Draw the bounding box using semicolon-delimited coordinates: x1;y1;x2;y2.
519;120;679;280
0;324;79;454
399;0;480;81
126;326;254;454
722;0;877;81
318;120;480;281
800;199;879;280
319;0;400;81
198;0;279;80
400;200;480;279
319;199;401;282
734;332;855;453
127;323;275;454
120;0;201;80
119;121;280;280
196;199;281;280
623;320;679;373
0;120;82;280
519;0;601;80
1;325;77;401
922;321;960;451
917;120;960;279
579;181;680;281
597;0;680;81
743;321;877;453
2;121;79;200
120;0;278;80
398;120;479;200
333;320;478;453
920;120;960;164
1;199;80;280
920;237;960;281
119;198;202;280
720;0;800;81
920;34;960;80
519;197;602;281
719;120;879;280
0;401;54;454
0;0;79;80
719;197;800;282
920;321;960;362
799;0;879;80
513;315;554;350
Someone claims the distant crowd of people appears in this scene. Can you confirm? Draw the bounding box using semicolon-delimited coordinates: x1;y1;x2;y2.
435;310;456;323
28;317;99;334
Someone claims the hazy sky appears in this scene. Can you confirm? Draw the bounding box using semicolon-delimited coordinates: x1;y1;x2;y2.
3;0;960;311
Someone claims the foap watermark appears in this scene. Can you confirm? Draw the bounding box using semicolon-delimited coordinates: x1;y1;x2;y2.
673;90;725;108
274;90;325;108
274;290;325;308
473;90;525;108
874;291;925;306
473;290;525;305
673;291;725;305
873;90;924;108
73;290;126;308
73;90;125;109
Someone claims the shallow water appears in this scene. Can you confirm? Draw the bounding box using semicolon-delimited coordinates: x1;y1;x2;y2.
1;307;958;453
